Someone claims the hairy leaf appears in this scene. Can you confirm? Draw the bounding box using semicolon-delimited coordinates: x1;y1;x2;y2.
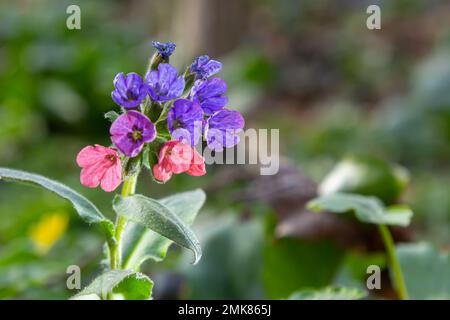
0;168;114;239
113;192;204;266
121;189;205;270
72;269;153;300
307;193;413;226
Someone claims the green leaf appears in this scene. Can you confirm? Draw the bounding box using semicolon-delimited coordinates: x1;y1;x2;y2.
122;190;205;270
104;110;119;123
318;155;409;205
142;139;165;183
72;270;153;300
0;168;114;239
307;193;413;226
397;242;450;299
289;286;367;300
113;192;204;266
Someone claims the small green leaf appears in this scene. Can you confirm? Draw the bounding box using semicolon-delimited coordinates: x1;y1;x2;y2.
122;189;205;270
72;270;153;300
397;242;450;299
307;193;413;226
182;72;196;98
289;286;367;300
113;193;203;265
0;168;114;239
122;154;142;179
142;139;165;179
104;110;119;123
155;121;171;139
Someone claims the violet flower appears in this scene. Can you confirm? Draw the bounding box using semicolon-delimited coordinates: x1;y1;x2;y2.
205;109;245;152
190;78;228;115
110;110;156;157
146;63;185;102
167;99;203;146
111;72;148;109
190;55;222;80
151;41;176;59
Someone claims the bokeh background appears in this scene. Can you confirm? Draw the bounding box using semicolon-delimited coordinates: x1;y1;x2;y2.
1;0;450;299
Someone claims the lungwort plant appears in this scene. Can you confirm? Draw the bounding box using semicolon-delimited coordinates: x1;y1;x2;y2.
0;41;244;300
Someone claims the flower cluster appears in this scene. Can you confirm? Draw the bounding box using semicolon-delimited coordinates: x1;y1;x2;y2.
76;41;244;192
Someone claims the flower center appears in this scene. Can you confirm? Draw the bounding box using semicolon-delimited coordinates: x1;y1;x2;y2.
172;119;183;129
105;154;116;163
126;89;137;101
131;128;142;141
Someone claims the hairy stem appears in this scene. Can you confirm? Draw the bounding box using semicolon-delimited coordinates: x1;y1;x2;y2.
110;174;138;270
378;224;409;300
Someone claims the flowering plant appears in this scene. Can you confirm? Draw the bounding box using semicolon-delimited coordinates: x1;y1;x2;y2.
0;41;244;300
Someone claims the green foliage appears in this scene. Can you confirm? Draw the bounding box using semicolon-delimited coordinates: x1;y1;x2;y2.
181;215;265;299
289;286;367;300
335;252;386;284
263;238;344;299
113;193;202;266
318;155;409;205
0;168;114;239
0;167;206;299
121;189;206;270
72;269;153;300
308;193;413;227
104;111;119;123
397;243;450;299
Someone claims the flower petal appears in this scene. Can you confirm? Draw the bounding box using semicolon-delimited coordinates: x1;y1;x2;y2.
153;164;173;183
100;161;122;192
76;145;107;168
80;160;108;188
187;149;206;176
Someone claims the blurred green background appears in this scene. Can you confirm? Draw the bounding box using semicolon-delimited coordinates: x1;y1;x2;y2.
1;0;450;299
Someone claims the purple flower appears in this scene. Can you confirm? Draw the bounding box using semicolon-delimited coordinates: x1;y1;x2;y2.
152;41;176;59
110;110;156;157
146;63;185;102
190;55;222;80
190;78;228;115
167;99;203;146
205;109;245;151
111;72;148;108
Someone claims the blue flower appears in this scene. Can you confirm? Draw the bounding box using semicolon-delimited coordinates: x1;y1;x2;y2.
190;78;228;115
190;55;222;80
146;63;185;102
151;41;176;59
111;72;148;108
205;109;245;151
167;99;203;146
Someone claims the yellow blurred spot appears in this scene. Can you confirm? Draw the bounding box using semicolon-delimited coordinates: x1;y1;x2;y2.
29;212;69;255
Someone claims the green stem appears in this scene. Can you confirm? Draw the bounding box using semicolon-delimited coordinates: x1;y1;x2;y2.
378;224;409;300
110;174;138;270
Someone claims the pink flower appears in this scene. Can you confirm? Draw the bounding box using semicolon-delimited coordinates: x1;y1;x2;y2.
153;140;206;183
187;149;206;176
76;145;122;192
